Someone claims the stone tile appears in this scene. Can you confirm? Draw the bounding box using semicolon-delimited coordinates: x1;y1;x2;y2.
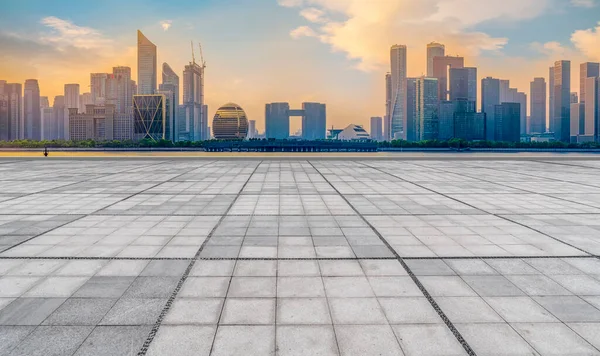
233;260;277;276
23;276;89;298
367;276;423;297
0;298;66;325
512;322;599;355
329;298;387;324
551;274;600;295
359;260;407;276
419;276;477;297
164;298;223;324
95;260;149;277
404;260;455;276
278;277;325;298
140;260;189;277
335;325;403;356
212;325;275;356
8;325;94;356
568;323;600;350
445;259;498;275
484;296;558;323
319;260;364;276
484;259;540;275
73;325;151;356
100;298;166;325
122;277;179;298
456;323;538;356
0;326;35;355
435;297;503;323
179;277;230;298
220;298;275;324
379;297;441;324
190;260;236;276
392;324;466;356
323;276;374;297
461;275;525;296
73;276;135;298
0;276;41;297
277;325;339;356
277;261;320;277
228;277;276;298
533;296;600;322
43;298;116;325
506;275;572;296
277;298;331;324
146;325;216;356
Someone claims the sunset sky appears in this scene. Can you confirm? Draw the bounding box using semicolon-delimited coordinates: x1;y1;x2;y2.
1;0;600;132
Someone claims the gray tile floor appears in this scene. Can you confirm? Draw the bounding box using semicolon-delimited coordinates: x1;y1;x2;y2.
1;158;600;355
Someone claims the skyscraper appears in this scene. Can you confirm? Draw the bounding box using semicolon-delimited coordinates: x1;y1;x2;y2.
433;56;464;101
248;120;257;139
549;66;555;133
384;73;391;140
570;103;585;139
79;92;93;109
516;92;527;135
137;30;157;95
449;67;477;103
554;60;571;142
406;78;417;141
494;102;521;142
571;92;578;104
0;83;22;140
302;102;326;140
416;77;439;141
499;80;510;103
133;94;166;141
426;42;445;77
90;73;107;105
160;63;179;141
52;95;67;140
530;78;547;134
182;60;204;141
265;103;290;139
584;77;600;140
453;99;485;141
106;67;135;115
370;117;383;141
24;79;41;140
482;77;500;141
390;45;407;139
580;62;599;104
64;84;80;112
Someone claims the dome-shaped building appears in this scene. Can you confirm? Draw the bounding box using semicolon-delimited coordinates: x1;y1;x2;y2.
212;103;249;139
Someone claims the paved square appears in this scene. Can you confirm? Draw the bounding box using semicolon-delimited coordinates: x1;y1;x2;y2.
0;156;600;355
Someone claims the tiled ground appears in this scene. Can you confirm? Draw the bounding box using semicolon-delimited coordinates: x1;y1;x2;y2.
1;157;600;355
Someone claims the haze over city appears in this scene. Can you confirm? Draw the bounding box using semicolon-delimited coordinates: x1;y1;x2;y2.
1;0;600;133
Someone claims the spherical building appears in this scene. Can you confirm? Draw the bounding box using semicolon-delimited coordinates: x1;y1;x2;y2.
212;103;249;139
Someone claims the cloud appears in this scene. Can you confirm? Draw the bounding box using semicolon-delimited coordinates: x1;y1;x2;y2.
290;25;319;39
40;16;112;50
160;20;172;31
570;0;596;7
279;0;548;72
571;22;600;61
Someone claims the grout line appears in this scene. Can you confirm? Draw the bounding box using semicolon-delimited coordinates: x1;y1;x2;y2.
308;160;477;356
136;160;262;356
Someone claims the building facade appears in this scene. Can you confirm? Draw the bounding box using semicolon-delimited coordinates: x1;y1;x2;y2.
133;94;166;141
584;77;600;141
553;60;571;142
212;103;248;139
416;77;439;141
449;67;477;104
182;61;204;141
265;103;290;139
137;30;157;95
517;92;527;134
390;45;407;139
549;66;555;133
64;84;80;112
433;56;464;101
494;102;521;142
426;42;445;78
90;73;108;105
481;77;500;141
162;63;179;140
570;103;585;140
530;78;546;134
370;117;383;141
580;62;599;105
406;78;417;141
69;104;133;141
302;102;326;140
24;79;41;140
384;73;391;141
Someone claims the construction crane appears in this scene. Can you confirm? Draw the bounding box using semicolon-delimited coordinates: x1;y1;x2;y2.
198;42;206;69
190;41;196;64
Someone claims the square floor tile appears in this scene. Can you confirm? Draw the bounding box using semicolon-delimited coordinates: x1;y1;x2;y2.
0;298;66;326
8;325;93;356
456;323;538;356
100;298;166;325
392;324;466;356
277;325;339;356
73;325;151;356
277;298;331;324
164;298;223;324
42;298;116;325
211;325;274;356
329;298;387;324
336;325;403;356
220;298;275;324
512;322;599;355
146;325;216;356
379;297;441;324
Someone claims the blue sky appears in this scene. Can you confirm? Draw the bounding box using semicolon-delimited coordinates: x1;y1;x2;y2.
1;0;599;131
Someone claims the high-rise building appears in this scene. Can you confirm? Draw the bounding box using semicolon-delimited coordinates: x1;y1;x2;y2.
137;30;157;95
449;67;477;104
554;60;571;142
570;103;585;139
426;42;445;77
571;92;578;104
52;95;67;140
494;102;521;142
90;73;108;105
265;103;290;139
516;92;527;135
438;101;454;140
40;96;50;109
452;99;484;141
433;56;464;101
106;67;135;115
182;60;204;141
499;80;510;103
69;104;132;141
406;78;417;141
79;93;93;110
549;66;555;133
481;77;500;141
584;77;600;141
133;94;166;141
390;45;407;139
302;102;326;140
384;73;391;140
156;88;176;142
212;103;248;139
248;120;257;139
24;79;41;140
530;78;547;134
416;77;439;141
64;84;80;112
370;117;383;141
162;63;179;140
0;83;22;140
202;104;209;140
580;63;599;104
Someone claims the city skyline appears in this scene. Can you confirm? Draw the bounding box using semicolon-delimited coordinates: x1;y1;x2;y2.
1;0;600;133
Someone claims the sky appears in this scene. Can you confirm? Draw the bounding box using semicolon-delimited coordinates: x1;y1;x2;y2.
1;0;600;133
